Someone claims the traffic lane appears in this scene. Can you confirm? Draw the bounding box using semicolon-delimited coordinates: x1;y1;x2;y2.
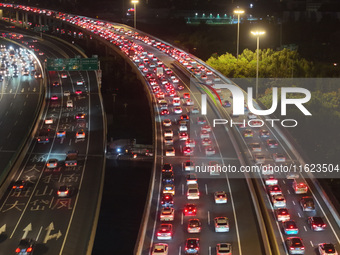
86;71;99;93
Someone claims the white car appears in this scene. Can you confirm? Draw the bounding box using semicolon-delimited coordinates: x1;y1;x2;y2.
67;100;73;108
76;129;85;139
186;99;194;106
61;73;67;78
214;191;227;204
162;119;171;127
165;147;175;156
184;161;195;171
205;146;216;156
186;174;197;185
174;106;182;114
201;124;212;132
200;130;210;139
179;124;187;132
216;243;232;255
160;207;174;221
46;159;58;168
164;137;173;146
187;184;200;200
151;243;168;255
271;194;286;208
76;80;84;86
214;217;230;232
64;90;70;96
191;107;200;114
57;185;70;197
265;176;278;186
44;118;53;124
164;130;173;138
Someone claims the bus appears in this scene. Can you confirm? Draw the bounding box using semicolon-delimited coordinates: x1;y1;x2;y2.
292;178;308;194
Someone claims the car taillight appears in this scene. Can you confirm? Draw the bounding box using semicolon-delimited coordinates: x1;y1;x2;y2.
15;248;21;253
38;139;40;141
157;233;161;236
57;191;60;195
185;209;188;212
185;247;188;250
27;247;33;252
13;186;16;189
19;186;23;189
322;224;326;227
301;247;305;250
290;247;294;250
193;209;196;212
312;224;316;227
65;190;69;194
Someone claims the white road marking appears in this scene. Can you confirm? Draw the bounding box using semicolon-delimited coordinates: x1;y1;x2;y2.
208;211;211;225
304;226;307;232
205;184;208;195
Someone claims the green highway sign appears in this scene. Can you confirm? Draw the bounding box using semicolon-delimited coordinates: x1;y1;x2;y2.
46;57;99;71
33;25;49;32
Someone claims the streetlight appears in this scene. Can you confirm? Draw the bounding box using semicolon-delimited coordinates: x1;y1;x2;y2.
234;9;244;59
131;0;139;29
251;30;265;99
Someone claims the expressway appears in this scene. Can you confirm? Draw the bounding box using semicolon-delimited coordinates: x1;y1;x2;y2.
0;26;105;255
1;5;340;255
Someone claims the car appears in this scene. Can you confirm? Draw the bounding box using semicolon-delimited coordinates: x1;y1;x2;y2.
185;238;199;254
188;219;201;233
46;159;58;168
34;72;42;78
76;113;85;120
179;131;189;140
214;217;230;232
172;99;181;106
75;89;83;95
265;176;278;186
183;203;197;216
202;138;212;146
216;243;232;255
308;216;326;231
318;243;338;255
156;224;173;240
186;139;196;148
276;208;290;221
15;239;35;254
186;99;194;106
254;154;265;164
61;73;67;78
76;80;84;85
205;146;216;156
185;160;195;171
260;129;270;138
187;184;200;200
214;191;227;204
271;194;286;208
56;130;66;138
52;81;60;86
164;137;173;145
160;207;174;221
250;143;261;152
160;109;169;115
44;118;54;125
64;90;71;96
12;180;26;191
162;172;174;184
179;124;188;132
161;194;174;207
163;184;175;195
267;139;279;148
201;124;211;132
243;129;253;138
51;95;58;100
286;237;305;254
267;185;282;196
262;164;275;175
57;185;70;197
76;129;85;139
191;107;200;114
223;100;231;107
273;153;286;162
180;114;189;121
300;196;315;211
164;130;173;138
162;119;171;127
282;220;299;235
67;100;73;108
159;100;168;110
165;147;175;156
183;93;190;99
197;116;206;124
183;146;194;156
151;243;168;255
200;130;210;139
186;174;197;185
248;113;257;119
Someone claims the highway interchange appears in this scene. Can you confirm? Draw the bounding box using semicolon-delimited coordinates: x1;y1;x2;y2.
0;4;339;255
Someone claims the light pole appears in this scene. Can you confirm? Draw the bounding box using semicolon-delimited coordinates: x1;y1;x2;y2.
234;9;244;59
251;30;265;99
132;0;139;29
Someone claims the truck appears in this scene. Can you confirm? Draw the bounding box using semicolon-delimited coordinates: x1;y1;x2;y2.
65;150;78;167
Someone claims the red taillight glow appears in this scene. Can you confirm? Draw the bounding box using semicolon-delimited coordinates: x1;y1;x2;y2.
322;224;326;227
13;186;16;189
15;248;20;253
19;186;23;189
27;247;33;252
290;247;294;250
301;247;305;250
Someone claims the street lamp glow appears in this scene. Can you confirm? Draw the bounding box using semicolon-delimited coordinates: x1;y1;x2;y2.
234;9;244;59
234;9;244;14
131;0;139;29
251;30;266;99
251;31;265;36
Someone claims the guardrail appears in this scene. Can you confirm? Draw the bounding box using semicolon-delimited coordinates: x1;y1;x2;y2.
0;36;46;199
